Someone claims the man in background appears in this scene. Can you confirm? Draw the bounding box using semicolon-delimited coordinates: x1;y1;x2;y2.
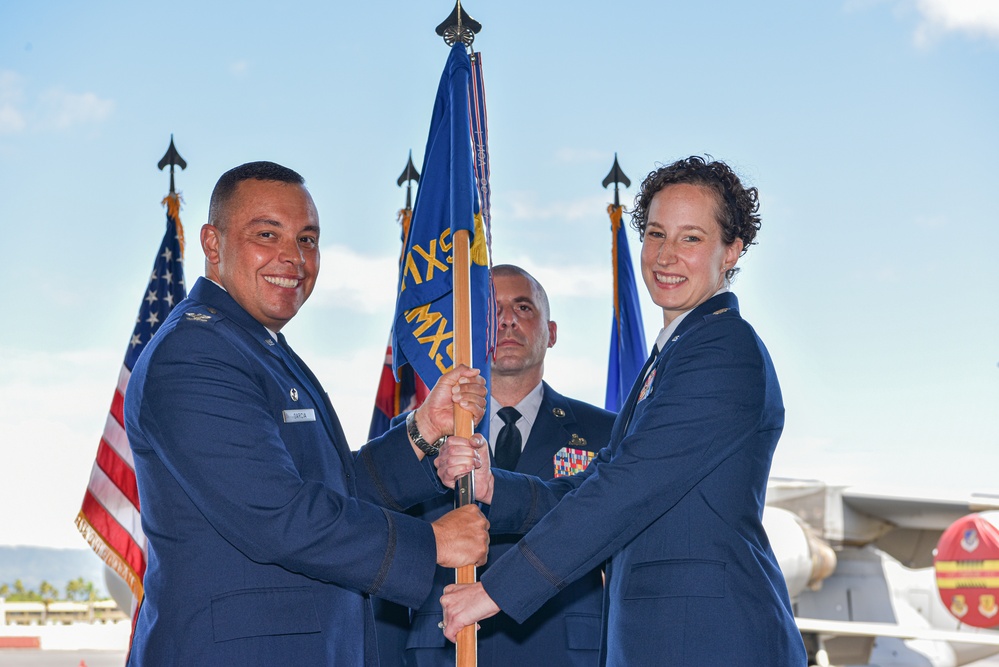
397;264;615;667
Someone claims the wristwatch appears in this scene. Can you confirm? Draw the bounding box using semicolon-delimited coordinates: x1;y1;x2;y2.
406;410;446;456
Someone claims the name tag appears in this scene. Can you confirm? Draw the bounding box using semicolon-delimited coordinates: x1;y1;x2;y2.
282;409;316;423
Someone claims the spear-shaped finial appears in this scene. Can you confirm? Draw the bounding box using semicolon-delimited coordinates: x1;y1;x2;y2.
397;150;421;210
157;135;187;195
435;0;481;47
602;153;631;208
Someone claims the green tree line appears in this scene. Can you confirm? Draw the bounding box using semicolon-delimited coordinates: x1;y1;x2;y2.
0;577;103;603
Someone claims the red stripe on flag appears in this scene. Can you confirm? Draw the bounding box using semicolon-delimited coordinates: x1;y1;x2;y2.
96;439;140;510
81;491;146;583
110;390;125;428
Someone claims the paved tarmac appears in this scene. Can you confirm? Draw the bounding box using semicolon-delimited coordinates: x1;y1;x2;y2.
0;650;127;666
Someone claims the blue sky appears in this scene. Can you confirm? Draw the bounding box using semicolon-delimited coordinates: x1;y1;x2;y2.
1;1;997;549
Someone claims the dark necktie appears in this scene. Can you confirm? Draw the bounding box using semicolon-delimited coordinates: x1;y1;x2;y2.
493;407;523;471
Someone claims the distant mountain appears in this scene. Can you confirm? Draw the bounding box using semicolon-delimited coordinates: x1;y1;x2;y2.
0;547;110;598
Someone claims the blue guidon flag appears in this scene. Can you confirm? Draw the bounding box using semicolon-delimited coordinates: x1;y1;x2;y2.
605;202;647;411
392;42;492;398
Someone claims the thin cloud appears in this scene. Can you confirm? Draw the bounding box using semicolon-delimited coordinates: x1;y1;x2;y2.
913;0;999;45
38;89;114;130
0;347;121;547
0;70;113;133
0;70;27;134
519;262;612;300
554;147;607;164
499;191;616;222
308;243;399;314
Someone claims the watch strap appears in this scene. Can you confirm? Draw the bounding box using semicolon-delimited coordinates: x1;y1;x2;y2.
406;410;445;456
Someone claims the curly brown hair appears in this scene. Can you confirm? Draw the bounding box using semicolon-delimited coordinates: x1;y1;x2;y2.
630;156;760;281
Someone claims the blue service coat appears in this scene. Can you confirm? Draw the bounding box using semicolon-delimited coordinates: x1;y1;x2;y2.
125;278;444;667
481;293;807;666
397;385;615;667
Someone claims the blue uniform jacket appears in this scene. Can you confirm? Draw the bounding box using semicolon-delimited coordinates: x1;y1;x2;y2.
480;293;807;666
125;278;444;667
396;385;615;667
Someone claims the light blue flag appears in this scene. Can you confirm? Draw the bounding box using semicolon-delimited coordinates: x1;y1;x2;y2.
605;204;647;411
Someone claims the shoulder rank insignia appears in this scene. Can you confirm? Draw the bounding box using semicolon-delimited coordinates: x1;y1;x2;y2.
185;312;212;323
554;446;595;477
712;308;731;315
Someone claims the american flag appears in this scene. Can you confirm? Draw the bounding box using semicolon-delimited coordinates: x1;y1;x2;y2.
75;192;187;611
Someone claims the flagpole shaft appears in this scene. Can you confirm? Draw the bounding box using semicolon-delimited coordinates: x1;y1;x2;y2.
451;228;477;666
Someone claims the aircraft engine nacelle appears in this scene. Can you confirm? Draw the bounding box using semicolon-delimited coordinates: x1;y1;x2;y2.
763;506;837;599
935;510;999;628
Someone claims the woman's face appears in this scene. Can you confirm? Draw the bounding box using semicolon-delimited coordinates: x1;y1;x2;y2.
640;183;743;326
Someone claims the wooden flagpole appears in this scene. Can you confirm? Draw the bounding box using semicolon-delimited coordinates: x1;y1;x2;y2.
451;228;477;666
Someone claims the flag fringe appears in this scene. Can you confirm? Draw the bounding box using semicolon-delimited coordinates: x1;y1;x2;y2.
398;208;413;247
75;511;145;603
608;204;623;323
161;192;186;257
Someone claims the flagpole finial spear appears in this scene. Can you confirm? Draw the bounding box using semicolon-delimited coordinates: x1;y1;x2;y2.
157;134;187;196
397;150;420;211
435;0;481;47
602;153;631;209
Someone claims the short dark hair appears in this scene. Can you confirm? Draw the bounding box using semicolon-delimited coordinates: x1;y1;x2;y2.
492;264;551;321
630;156;761;280
208;161;305;230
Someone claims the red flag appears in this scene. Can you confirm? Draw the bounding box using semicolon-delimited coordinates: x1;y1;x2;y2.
368;206;430;439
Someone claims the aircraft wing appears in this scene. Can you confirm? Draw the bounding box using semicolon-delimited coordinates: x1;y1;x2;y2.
768;478;999;567
796;616;999;647
844;489;999;567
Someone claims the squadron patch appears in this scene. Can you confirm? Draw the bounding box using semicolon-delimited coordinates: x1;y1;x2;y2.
962;528;980;553
950;594;969;618
981;595;998;619
554;446;595;477
185;312;212;323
